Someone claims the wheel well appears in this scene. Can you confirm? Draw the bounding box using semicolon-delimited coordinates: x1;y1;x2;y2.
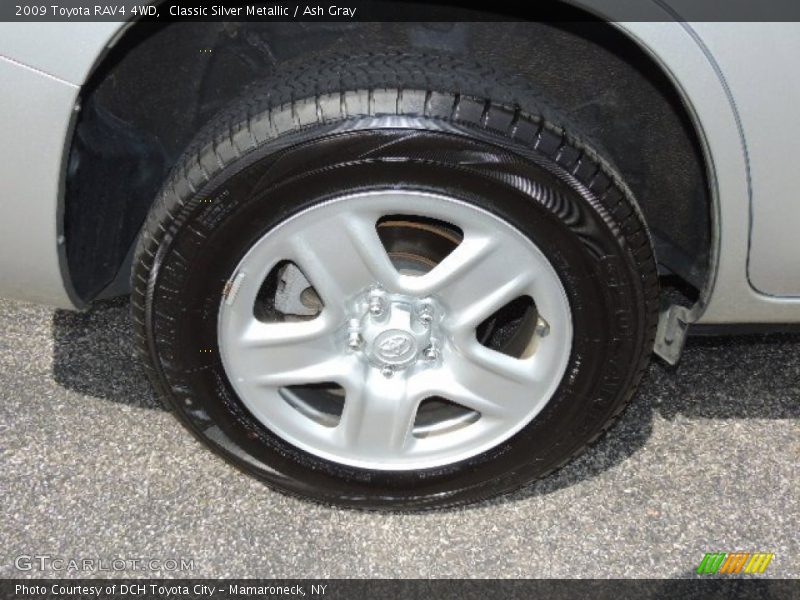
64;18;711;303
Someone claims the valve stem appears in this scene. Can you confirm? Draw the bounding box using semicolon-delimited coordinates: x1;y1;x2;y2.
535;318;550;338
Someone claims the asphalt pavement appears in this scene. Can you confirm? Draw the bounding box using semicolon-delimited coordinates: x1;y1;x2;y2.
0;297;798;578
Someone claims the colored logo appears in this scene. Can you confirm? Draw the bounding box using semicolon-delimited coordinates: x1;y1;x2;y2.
696;552;774;575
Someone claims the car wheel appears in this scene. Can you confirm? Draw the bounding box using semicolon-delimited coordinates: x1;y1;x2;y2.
131;54;658;509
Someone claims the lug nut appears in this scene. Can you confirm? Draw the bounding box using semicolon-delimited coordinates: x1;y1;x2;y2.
423;345;438;361
348;331;363;351
417;306;434;326
368;292;385;317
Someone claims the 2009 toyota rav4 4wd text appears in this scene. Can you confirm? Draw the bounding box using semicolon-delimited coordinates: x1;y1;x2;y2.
1;9;799;509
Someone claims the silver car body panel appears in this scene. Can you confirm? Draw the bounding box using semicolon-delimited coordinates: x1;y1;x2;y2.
612;20;800;322
0;22;120;309
0;11;799;324
0;55;77;308
696;23;800;297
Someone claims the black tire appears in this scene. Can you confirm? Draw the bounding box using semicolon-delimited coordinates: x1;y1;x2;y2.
131;54;658;510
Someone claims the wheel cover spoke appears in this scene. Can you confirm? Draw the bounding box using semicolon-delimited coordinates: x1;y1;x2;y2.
288;209;402;308
232;316;346;387
337;369;420;456
426;344;541;420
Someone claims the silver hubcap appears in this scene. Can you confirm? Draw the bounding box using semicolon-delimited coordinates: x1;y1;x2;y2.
218;191;572;470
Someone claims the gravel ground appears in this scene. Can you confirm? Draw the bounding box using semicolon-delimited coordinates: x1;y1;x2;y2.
0;297;797;579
